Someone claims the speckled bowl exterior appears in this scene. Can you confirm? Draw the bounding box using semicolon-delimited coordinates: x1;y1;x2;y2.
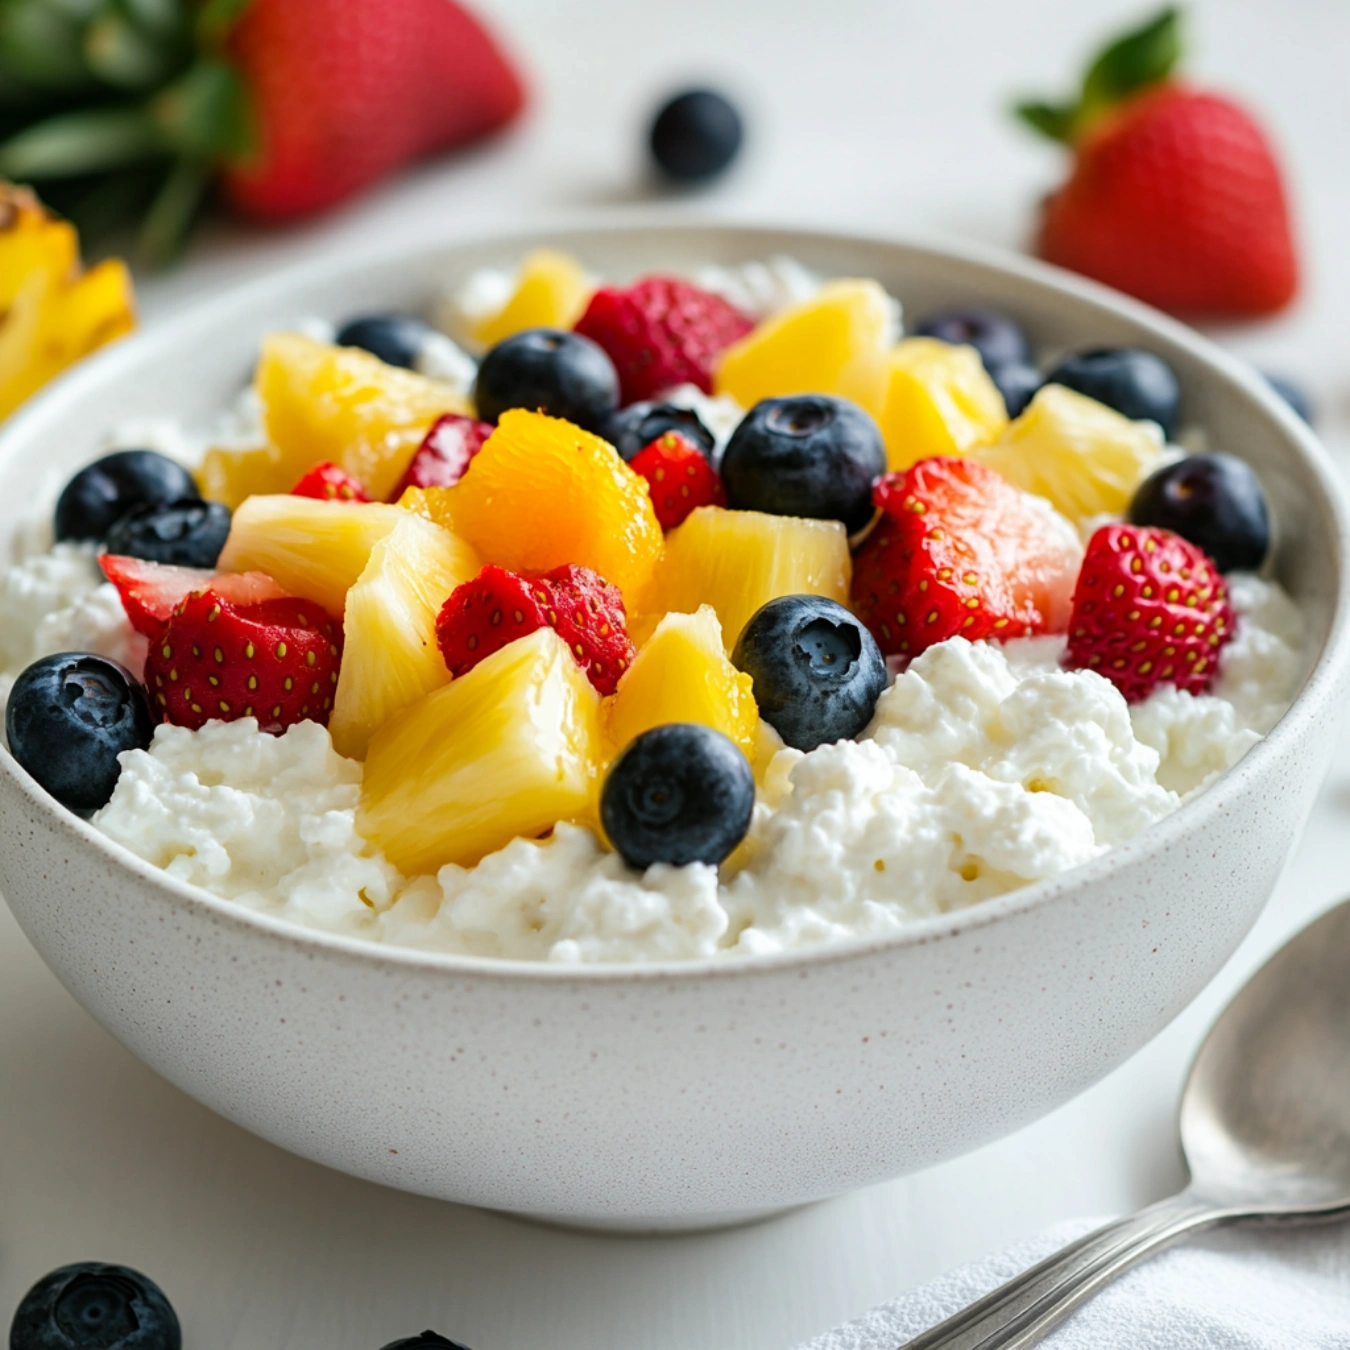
1;223;1347;1231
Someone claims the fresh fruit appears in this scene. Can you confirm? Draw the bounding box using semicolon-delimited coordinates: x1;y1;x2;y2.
713;279;894;417
1262;372;1313;425
601;723;754;869
643;505;851;652
606;606;758;759
720;394;885;533
988;362;1042;418
55;450;199;543
359;627;603;874
335;313;433;369
100;555;289;642
875;337;1008;471
395;413;495;493
850;456;1082;658
473;327;618;430
442;409;664;605
601;400;717;462
146;589;342;732
217;496;407;615
6;655;155;817
470;249;592;349
1018;8;1297;317
731;595;887;752
649;89;744;182
573;276;754;403
104;499;233;569
1064;524;1233;701
292;462;372;503
913;308;1032;371
9;1261;180;1350
973;383;1165;525
378;1335;469;1350
1128;452;1270;573
257;332;468;501
198;443;295;509
1044;347;1180;437
330;515;481;760
630;431;727;531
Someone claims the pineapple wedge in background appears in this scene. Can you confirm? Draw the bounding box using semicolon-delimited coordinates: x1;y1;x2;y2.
643;506;851;652
0;183;135;420
395;484;459;533
359;628;603;875
469;249;592;349
217;496;406;615
198;443;293;509
329;515;481;760
878;337;1008;470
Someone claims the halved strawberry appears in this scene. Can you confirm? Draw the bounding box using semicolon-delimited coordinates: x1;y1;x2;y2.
291;461;371;502
629;430;726;531
395;412;494;495
100;555;289;643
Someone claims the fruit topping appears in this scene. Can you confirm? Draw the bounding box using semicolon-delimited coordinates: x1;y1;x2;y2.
6;655;155;818
913;308;1032;371
601;723;755;869
1128;452;1270;574
473;327;618;430
601;400;716;461
292;462;373;502
146;589;342;733
335;313;434;369
720;394;885;533
104;499;233;569
850;456;1082;658
54;449;199;544
1262;372;1313;425
1064;524;1233;701
9;1261;180;1350
988;361;1042;418
630;430;727;531
395;413;494;492
100;555;288;642
1044;346;1180;438
732;595;887;752
649;89;744;183
468;249;592;350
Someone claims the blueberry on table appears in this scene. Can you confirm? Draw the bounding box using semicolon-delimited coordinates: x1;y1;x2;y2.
987;361;1042;418
913;308;1032;371
379;1335;471;1349
336;313;434;369
1044;347;1181;438
54;449;199;544
6;654;154;818
732;595;887;752
602;724;755;871
9;1261;180;1350
649;88;744;183
602;400;717;461
1262;371;1314;425
1128;452;1271;573
474;328;619;431
720;395;886;533
104;498;232;569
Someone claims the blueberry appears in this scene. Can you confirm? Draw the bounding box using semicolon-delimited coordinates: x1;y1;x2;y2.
987;362;1042;418
1262;371;1314;425
1044;347;1180;437
1128;452;1270;573
474;328;619;431
731;596;886;752
55;450;200;544
6;655;155;818
378;1335;470;1350
649;89;743;183
601;724;754;870
9;1261;180;1350
913;308;1032;371
336;313;433;369
104;498;232;568
720;395;885;533
601;401;717;461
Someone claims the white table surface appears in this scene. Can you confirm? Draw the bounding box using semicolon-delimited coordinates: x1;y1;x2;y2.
4;1;1350;1346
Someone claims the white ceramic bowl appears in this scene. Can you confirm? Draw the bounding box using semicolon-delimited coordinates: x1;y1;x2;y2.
2;223;1347;1231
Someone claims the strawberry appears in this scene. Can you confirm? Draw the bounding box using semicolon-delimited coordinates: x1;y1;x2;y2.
1063;524;1233;702
573;276;754;403
99;556;288;643
145;590;343;733
292;462;371;502
629;431;726;531
1016;9;1297;317
436;563;633;695
850;457;1082;659
395;413;495;495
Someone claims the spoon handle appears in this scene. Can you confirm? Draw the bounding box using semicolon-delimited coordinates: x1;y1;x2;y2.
896;1192;1226;1350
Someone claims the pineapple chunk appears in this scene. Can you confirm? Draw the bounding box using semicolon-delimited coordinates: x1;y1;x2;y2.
198;444;293;507
217;495;407;615
395;484;459;533
359;628;603;874
329;515;481;760
878;337;1008;470
471;249;592;349
606;607;758;759
642;506;851;652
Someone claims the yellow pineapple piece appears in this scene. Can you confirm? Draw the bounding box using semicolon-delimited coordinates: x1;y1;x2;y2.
713;279;894;417
197;444;293;507
972;383;1165;524
470;249;592;349
395;484;458;533
642;506;851;652
217;495;407;615
329;515;481;760
257;332;469;500
878;337;1008;470
359;627;603;874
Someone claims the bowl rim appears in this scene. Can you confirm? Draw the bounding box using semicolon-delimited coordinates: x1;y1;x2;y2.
3;215;1347;986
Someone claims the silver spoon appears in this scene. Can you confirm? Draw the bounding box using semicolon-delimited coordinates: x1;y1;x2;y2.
898;896;1350;1350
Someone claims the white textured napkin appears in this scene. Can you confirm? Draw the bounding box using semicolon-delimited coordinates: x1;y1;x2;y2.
797;1219;1350;1349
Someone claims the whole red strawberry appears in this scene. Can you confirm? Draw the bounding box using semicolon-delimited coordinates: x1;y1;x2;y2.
629;431;727;531
1064;524;1233;701
146;589;342;732
573;277;754;403
100;556;288;643
395;413;495;495
292;462;371;503
1017;8;1297;317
